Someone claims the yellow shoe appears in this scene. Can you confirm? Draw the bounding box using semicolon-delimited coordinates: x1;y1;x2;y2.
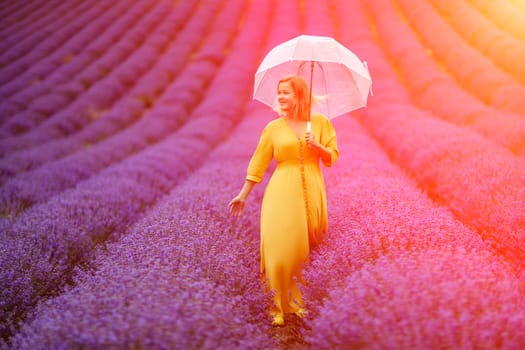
272;314;284;326
294;308;307;318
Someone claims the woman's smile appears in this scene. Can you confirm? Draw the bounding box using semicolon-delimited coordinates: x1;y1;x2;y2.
279;99;290;109
277;81;295;112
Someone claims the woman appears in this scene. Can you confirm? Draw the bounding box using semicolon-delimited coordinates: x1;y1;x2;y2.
229;75;339;326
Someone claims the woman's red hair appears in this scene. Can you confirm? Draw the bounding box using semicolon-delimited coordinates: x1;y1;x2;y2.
274;75;312;120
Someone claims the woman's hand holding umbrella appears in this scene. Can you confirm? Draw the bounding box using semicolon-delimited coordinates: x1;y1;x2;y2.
305;130;318;149
306;130;332;165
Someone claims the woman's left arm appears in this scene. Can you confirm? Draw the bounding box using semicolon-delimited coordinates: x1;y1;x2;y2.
305;134;333;164
306;117;339;166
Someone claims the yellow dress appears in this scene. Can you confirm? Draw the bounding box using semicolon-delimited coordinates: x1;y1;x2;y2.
246;113;339;316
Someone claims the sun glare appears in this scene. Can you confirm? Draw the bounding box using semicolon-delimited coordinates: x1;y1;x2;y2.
470;0;525;39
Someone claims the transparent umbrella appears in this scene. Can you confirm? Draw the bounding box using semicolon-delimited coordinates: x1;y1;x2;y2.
253;34;373;129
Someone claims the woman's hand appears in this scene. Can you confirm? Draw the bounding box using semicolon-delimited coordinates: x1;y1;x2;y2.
229;180;256;216
306;131;332;164
228;196;245;217
305;131;320;149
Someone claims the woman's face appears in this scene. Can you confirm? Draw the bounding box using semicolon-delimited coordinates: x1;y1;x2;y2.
277;81;295;113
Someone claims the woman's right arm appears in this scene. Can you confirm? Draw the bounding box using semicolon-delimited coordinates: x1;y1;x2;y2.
229;124;272;216
228;180;256;216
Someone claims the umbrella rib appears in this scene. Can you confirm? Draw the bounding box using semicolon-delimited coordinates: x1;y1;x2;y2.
315;61;330;117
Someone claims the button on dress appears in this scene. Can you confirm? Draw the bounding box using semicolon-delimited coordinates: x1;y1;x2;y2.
246;114;339;316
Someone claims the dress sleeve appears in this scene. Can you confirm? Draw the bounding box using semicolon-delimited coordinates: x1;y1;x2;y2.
246;126;273;183
319;117;339;167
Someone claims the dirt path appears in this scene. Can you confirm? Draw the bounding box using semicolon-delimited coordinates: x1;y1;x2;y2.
269;314;310;349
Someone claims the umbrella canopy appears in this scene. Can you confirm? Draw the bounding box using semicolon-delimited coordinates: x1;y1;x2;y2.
253;34;372;119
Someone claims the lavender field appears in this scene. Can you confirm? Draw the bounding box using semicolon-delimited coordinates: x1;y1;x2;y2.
1;0;525;349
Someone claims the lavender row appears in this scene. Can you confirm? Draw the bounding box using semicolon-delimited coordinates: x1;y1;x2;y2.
359;102;525;269
0;0;260;339
0;0;128;128
0;60;218;220
366;2;523;113
0;0;164;136
308;249;525;349
0;1;115;98
326;0;415;108
359;0;525;157
0;0;35;30
303;9;525;341
300;2;525;346
8;108;276;349
0;0;155;129
0;0;225;188
0;0;64;49
349;0;525;266
0;0;82;65
10;257;269;349
0;1;185;155
302;0;334;36
299;0;488;299
392;0;525;114
0;0;245;217
348;1;525;245
301;115;502;310
0;62;220;344
4;0;285;345
428;0;525;84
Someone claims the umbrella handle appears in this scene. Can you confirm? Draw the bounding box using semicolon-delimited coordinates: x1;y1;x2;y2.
306;121;312;149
